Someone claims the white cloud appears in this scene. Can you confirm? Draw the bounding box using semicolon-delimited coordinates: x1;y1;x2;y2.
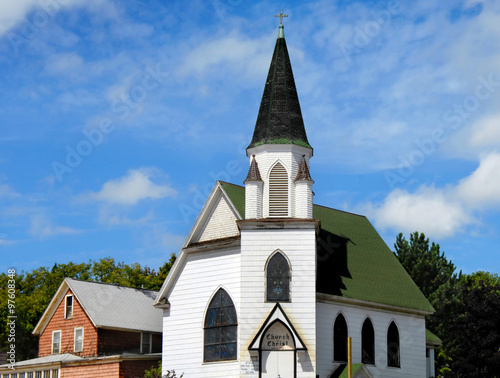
363;152;500;238
0;182;20;198
44;52;84;76
29;214;80;238
89;168;176;205
469;115;500;148
456;151;500;209
0;0;39;36
364;187;472;239
177;32;272;80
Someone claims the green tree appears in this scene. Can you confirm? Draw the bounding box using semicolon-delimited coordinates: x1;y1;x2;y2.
394;232;459;301
447;272;500;377
0;255;176;360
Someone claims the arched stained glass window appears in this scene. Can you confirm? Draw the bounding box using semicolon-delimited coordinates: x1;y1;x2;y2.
362;318;375;365
204;288;237;362
333;313;348;362
267;252;290;301
387;321;400;367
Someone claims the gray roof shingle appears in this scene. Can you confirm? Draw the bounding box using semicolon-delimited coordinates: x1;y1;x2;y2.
67;278;162;333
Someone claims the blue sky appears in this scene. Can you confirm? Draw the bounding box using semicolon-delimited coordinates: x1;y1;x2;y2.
1;0;499;276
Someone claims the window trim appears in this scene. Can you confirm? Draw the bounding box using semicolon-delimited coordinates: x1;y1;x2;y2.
361;317;375;365
387;320;401;368
141;332;152;354
64;295;73;319
203;287;238;363
265;250;291;302
74;327;84;353
51;330;61;354
333;312;348;362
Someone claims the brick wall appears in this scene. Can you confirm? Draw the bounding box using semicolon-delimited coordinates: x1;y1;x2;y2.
39;289;98;357
61;361;120;377
120;358;161;378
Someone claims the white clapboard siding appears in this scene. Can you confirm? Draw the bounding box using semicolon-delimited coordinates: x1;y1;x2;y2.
162;248;241;378
239;226;318;378
316;302;427;378
196;194;239;243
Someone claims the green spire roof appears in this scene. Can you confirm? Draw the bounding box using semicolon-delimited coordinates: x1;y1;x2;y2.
247;24;311;150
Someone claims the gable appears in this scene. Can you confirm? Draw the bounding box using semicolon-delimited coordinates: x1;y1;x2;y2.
196;192;240;243
221;182;434;313
184;181;242;247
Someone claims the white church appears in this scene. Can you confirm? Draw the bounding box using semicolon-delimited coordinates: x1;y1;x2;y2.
154;16;440;378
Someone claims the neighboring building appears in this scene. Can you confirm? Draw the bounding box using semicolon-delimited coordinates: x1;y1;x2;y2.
154;19;440;378
0;278;162;378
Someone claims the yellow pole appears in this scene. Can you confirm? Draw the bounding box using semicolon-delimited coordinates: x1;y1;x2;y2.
348;337;352;378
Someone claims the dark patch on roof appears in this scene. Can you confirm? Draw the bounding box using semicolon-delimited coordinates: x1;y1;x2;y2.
247;29;311;150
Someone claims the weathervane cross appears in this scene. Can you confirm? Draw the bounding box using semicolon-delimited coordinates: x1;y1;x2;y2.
274;9;288;25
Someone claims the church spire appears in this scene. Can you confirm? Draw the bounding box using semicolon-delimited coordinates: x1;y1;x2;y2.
247;15;311;150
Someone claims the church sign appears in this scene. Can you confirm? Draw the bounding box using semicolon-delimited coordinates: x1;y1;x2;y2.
262;322;295;350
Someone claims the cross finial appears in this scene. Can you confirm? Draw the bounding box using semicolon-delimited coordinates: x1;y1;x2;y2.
274;9;288;25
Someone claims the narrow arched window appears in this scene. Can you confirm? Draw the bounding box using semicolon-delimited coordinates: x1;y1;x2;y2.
204;288;237;362
387;321;400;367
267;252;290;301
269;162;288;217
362;318;375;365
333;313;348;362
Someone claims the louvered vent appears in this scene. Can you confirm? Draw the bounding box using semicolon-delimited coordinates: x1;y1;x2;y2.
269;163;289;217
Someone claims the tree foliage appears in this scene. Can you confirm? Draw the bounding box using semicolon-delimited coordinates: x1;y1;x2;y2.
394;232;500;377
0;254;176;360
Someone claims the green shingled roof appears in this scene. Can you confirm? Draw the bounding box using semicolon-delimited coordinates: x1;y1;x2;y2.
219;181;434;313
426;329;442;345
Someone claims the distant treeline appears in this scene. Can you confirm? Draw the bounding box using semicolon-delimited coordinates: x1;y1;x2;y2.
0;254;176;360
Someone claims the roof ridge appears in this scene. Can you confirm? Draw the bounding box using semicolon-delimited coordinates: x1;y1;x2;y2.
65;277;159;293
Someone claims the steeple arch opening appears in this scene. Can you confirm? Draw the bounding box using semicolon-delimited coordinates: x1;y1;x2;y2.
268;161;289;217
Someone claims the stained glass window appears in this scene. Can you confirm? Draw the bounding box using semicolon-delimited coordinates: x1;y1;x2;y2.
362;318;375;365
267;252;290;301
333;313;348;362
203;288;237;362
387;321;400;367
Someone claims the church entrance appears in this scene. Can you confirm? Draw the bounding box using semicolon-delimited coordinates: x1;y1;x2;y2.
260;320;296;378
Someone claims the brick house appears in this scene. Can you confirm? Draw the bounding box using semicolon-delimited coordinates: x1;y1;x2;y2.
0;278;162;378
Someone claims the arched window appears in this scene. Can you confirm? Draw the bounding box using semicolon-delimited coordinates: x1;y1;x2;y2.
269;162;288;217
387;321;400;367
204;288;237;362
361;318;375;365
266;252;290;301
333;313;348;362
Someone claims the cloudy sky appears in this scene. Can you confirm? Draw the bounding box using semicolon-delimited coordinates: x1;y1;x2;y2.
1;0;499;276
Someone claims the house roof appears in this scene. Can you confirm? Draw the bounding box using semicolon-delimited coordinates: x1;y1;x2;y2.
219;182;434;313
34;278;162;335
0;353;83;369
426;329;442;346
247;24;311;150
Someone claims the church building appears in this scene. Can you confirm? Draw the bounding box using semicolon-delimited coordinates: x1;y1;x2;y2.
154;14;439;378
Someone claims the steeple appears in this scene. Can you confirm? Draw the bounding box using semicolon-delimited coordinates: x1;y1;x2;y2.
247;16;311;150
244;13;314;219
